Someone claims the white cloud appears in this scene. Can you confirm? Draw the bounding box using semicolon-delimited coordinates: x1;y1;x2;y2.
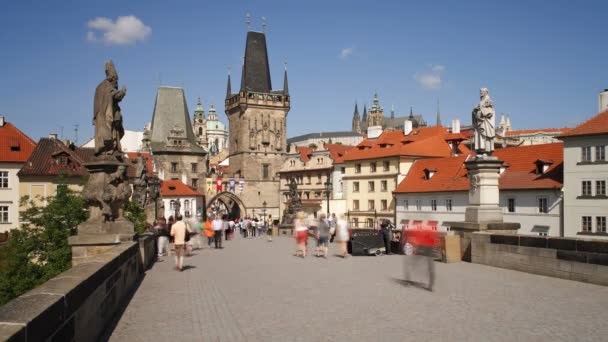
339;47;354;59
414;64;445;90
87;15;151;45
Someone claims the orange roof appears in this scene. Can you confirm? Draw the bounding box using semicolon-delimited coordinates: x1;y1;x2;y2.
324;143;354;163
394;143;563;193
505;127;570;136
0;122;36;163
296;146;313;162
160;180;203;197
126;152;154;177
343;126;462;162
557;110;608;138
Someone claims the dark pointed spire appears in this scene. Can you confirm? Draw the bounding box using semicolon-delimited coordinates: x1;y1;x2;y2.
283;61;289;95
436;99;442;127
361;104;368;129
354;102;359;116
226;67;232;99
240;31;272;93
409;106;414;119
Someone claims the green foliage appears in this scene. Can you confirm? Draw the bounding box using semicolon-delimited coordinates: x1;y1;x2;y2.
308;143;318;150
124;200;146;234
0;184;87;305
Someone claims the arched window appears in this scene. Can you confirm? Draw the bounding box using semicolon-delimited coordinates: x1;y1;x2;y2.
169;200;175;211
184;200;191;218
198;127;203;136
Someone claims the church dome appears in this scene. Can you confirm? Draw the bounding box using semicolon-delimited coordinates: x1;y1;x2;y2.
207;120;226;131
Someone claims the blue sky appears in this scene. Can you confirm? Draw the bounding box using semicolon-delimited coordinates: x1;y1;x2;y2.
1;0;607;143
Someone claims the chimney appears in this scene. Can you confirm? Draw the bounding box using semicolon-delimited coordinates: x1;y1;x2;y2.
403;120;413;135
600;89;608;112
451;119;461;133
49;133;58;139
0;116;4;127
367;125;383;139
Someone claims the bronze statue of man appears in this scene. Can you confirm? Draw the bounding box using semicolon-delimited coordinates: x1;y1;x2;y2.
94;61;126;157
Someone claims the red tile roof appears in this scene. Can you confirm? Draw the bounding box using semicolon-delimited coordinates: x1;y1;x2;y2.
0;122;36;163
505;127;570;136
18;138;94;177
160;180;203;197
343;126;464;162
324;144;354;163
296;146;313;162
126;152;155;177
394;143;563;193
557;110;608;138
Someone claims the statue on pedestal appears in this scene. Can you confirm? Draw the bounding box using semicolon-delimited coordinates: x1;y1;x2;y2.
471;88;496;156
94;61;126;158
132;155;149;208
282;178;302;225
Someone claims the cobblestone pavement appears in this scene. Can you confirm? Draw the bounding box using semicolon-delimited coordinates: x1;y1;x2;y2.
109;235;608;342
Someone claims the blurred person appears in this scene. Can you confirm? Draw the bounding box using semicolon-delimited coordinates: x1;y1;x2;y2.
187;214;203;252
294;212;308;257
170;214;192;271
205;216;214;247
315;213;330;258
380;219;393;255
154;218;170;257
212;214;224;249
266;216;273;242
328;213;337;242
403;227;441;291
335;214;350;258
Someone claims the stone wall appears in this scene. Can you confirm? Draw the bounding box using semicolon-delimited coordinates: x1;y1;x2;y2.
472;232;608;286
0;236;156;341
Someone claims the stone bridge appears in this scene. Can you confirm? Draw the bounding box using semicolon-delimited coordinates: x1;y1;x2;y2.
1;235;607;341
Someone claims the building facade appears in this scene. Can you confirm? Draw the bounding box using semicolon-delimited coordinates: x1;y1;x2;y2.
343;125;468;229
160;180;204;220
394;143;564;236
0;117;36;232
224;30;289;220
287;131;363;148
147;86;208;199
558;109;608;239
192;98;229;156
356;93;426;133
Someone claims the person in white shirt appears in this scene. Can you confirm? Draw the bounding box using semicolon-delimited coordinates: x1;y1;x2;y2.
212;215;224;249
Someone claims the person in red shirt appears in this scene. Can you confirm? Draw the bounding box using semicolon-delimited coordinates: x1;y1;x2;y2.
403;227;441;291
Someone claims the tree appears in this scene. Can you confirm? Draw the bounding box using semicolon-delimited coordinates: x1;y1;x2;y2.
308;143;318;150
124;200;146;234
0;184;87;305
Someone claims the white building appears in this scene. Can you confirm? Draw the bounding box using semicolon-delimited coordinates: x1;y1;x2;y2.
287;131;364;149
160;179;204;220
394;143;564;236
0;116;36;233
557;109;608;239
82;129;144;152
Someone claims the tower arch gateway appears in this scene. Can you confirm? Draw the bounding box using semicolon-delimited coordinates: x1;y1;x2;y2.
206;191;247;219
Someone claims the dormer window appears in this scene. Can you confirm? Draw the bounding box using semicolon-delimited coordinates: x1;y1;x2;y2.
535;159;553;174
424;168;437;180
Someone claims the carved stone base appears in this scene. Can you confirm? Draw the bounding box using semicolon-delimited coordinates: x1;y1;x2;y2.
464;206;503;223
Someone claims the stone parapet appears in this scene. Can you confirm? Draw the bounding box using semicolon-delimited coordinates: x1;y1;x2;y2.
472;232;608;286
0;238;154;341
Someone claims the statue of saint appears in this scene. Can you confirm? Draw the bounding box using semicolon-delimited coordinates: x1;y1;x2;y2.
471;88;496;155
94;61;126;157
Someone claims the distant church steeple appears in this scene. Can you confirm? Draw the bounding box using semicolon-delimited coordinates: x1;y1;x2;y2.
361;104;368;131
226;68;232;99
283;62;289;95
352;102;361;133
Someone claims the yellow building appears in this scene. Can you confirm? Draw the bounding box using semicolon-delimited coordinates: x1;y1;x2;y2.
342;125;469;229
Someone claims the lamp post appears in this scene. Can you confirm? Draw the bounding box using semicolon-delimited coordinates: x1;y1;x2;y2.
174;199;181;219
324;172;332;215
149;178;160;220
262;201;267;224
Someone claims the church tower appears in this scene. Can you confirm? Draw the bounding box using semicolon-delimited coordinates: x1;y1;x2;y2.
352;102;361;133
193;97;208;148
225;30;289;218
368;92;384;127
361;105;368;132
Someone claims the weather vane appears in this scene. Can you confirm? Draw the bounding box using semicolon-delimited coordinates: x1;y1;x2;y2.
246;12;251;30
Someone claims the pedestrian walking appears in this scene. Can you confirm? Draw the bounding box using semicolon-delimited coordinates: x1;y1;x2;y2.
403;228;440;291
154;218;170;257
212;214;224;249
187;214;203;252
335;214;350;258
251;218;257;238
328;213;337;242
205;217;214;247
242;217;249;238
294;212;308;258
315;213;330;258
170;214;191;271
380;219;393;255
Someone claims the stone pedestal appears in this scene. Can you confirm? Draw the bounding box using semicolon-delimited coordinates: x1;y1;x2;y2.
69;159;135;265
445;156;520;261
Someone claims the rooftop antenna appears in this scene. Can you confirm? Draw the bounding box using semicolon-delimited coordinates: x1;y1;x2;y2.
245;12;251;31
74;124;79;144
261;16;267;32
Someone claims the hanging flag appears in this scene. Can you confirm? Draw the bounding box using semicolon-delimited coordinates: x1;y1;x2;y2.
238;179;244;194
206;178;213;194
216;177;223;192
229;178;236;192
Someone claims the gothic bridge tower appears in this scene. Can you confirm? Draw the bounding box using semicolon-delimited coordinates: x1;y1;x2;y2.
224;30;290;219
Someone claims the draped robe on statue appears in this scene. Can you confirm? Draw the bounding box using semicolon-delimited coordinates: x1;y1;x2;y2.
472;94;495;154
93;80;126;155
